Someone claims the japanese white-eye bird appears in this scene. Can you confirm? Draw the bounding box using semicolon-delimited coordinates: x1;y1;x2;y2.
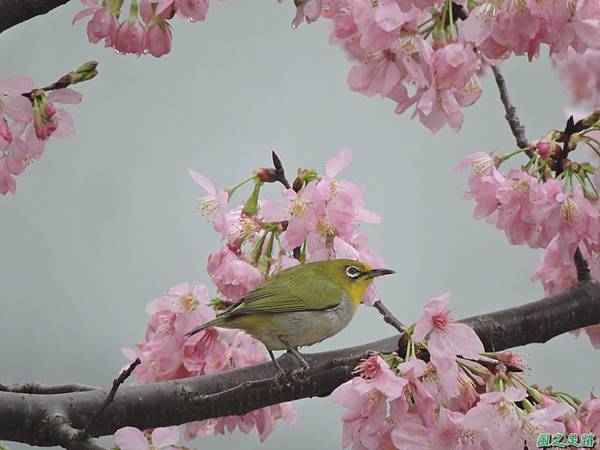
185;259;394;371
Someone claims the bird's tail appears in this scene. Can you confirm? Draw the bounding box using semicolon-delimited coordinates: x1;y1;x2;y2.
185;315;227;338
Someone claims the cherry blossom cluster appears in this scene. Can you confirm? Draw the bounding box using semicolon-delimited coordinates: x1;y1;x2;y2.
0;62;97;195
308;0;600;132
72;1;600;132
331;293;599;450
196;148;385;305
121;282;296;442
554;49;600;109
117;149;385;444
74;0;209;57
460;109;600;347
531;236;600;348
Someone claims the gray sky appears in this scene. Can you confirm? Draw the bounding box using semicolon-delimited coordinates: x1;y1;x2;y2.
1;2;597;449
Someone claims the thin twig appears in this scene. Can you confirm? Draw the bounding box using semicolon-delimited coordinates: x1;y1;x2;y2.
491;65;532;156
372;300;405;332
82;358;141;436
491;65;592;281
574;247;592;282
0;382;99;394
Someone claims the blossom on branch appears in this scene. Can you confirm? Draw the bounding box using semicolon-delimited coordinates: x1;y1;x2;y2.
0;62;97;195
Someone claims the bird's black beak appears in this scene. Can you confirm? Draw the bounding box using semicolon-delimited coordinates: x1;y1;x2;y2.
363;268;395;279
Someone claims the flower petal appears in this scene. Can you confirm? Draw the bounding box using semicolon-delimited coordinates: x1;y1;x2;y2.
151;427;179;449
114;427;148;450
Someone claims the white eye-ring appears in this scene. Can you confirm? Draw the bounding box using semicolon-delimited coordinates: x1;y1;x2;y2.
346;266;361;279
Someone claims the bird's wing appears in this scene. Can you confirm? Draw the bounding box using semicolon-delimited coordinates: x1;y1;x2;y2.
227;276;343;316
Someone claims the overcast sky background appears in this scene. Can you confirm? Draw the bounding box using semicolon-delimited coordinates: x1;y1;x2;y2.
1;2;597;449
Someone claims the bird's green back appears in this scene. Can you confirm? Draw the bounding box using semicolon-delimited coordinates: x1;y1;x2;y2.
225;261;349;316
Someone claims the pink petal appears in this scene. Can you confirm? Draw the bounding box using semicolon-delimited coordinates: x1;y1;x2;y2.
5;96;33;122
573;20;600;48
47;88;82;105
114;427;148;450
260;200;289;222
356;208;381;223
155;0;175;15
167;282;191;297
53;110;76;139
151;427;179;448
0;75;34;95
325;148;352;178
73;7;97;24
374;1;404;32
121;347;139;361
188;169;216;195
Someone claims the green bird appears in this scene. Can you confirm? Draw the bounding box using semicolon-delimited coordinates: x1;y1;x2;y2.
185;259;394;371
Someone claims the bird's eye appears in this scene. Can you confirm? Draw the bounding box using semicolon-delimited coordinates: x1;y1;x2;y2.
345;266;361;279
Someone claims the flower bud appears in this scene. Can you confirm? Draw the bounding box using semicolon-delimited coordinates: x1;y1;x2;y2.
70;61;99;83
242;178;261;217
297;168;318;183
31;90;58;141
255;168;278;183
582;109;600;128
292;177;303;192
536;140;550;158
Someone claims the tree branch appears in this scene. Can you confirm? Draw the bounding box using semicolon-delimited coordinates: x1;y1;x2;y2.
82;358;141;436
491;65;532;156
2;280;599;446
47;416;107;450
372;300;405;332
0;382;99;394
0;0;71;34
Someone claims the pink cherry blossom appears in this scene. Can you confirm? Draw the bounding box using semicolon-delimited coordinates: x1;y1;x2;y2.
86;8;118;44
413;293;484;360
0;76;34;122
145;20;173;57
261;182;323;250
114;21;146;55
554;49;600;108
176;0;210;22
330;376;391;449
189;169;228;220
355;356;407;400
207;247;264;300
114;426;180;450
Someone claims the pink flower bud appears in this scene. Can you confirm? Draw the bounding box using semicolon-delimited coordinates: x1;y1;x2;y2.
145;21;173;58
537;141;550;157
114;21;145;55
87;8;118;44
175;0;209;22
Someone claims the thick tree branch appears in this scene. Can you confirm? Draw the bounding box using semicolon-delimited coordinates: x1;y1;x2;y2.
1;280;599;446
0;382;99;394
0;0;71;34
82;358;141;436
47;416;107;450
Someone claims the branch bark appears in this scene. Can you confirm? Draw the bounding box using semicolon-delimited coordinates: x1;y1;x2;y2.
2;280;599;446
0;0;70;34
491;65;531;154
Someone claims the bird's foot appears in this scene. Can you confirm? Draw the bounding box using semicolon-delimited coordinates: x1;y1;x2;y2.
286;346;310;371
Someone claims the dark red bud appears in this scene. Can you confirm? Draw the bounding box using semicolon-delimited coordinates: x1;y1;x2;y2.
255;168;278;183
292;177;303;192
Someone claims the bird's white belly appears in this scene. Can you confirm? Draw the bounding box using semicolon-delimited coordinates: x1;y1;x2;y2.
251;294;356;350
